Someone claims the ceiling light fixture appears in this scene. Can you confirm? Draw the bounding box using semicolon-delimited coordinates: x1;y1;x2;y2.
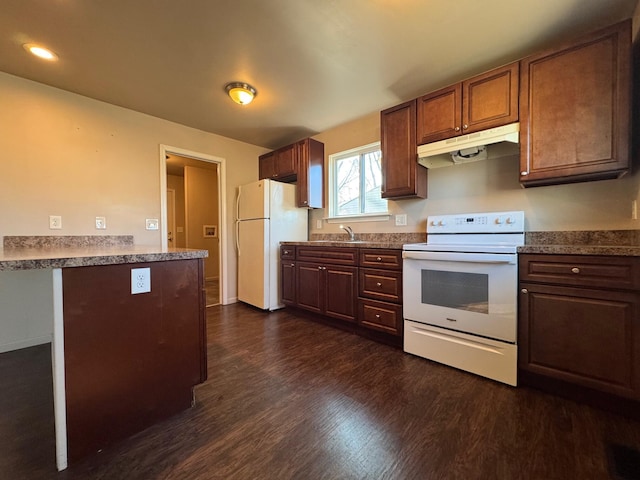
23;43;58;61
225;82;257;105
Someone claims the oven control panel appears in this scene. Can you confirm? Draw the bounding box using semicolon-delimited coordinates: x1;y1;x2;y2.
427;211;524;234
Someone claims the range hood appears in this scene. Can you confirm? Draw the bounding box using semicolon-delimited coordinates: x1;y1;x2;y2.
417;122;520;169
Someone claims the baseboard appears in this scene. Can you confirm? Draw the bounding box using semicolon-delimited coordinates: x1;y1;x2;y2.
0;335;52;354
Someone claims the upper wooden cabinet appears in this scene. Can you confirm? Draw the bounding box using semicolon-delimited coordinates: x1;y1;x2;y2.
259;144;297;182
258;138;324;208
519;20;631;187
296;138;324;209
380;100;427;199
417;62;519;145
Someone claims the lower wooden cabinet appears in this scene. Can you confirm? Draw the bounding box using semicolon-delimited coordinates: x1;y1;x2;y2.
281;245;403;345
519;254;640;405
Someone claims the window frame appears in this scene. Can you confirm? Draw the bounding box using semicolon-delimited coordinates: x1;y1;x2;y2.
327;141;389;222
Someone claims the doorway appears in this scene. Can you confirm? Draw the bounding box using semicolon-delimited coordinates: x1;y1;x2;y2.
160;145;227;307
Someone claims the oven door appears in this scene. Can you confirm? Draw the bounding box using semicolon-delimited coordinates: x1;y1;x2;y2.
402;250;518;342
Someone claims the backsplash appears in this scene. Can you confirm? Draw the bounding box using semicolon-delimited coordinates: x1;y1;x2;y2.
309;232;426;243
3;235;135;249
525;230;640;246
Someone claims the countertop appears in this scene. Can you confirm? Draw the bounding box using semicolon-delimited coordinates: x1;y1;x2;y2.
282;232;425;250
0;246;208;271
519;230;640;257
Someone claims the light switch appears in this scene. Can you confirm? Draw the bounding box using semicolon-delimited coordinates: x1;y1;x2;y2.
395;214;407;226
146;219;159;230
131;267;151;294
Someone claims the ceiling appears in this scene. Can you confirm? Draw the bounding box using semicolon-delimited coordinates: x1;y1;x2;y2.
1;0;637;150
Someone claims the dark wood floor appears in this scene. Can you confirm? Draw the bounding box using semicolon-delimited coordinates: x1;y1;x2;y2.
3;303;640;479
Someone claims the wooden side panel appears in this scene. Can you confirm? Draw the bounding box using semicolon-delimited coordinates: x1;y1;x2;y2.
63;259;204;462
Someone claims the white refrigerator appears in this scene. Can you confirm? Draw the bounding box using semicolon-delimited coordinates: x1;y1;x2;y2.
236;179;308;310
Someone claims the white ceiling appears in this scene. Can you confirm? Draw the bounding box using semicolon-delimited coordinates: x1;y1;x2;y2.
1;0;636;150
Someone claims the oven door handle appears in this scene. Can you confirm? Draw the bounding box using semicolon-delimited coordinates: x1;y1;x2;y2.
402;251;517;264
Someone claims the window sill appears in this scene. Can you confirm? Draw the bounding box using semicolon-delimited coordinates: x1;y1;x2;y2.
325;214;391;224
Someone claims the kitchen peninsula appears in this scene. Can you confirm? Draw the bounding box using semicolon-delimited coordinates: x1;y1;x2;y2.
0;236;208;471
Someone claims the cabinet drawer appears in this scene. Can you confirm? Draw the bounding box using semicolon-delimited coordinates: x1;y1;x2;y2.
359;268;402;303
359;249;402;269
519;254;640;290
280;245;296;260
297;246;358;266
358;298;402;336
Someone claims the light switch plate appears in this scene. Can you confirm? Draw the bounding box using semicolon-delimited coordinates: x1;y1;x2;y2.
131;267;151;294
95;216;106;229
395;214;407;226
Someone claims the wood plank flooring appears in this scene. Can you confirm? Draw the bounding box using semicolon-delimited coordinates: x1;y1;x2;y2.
2;303;640;479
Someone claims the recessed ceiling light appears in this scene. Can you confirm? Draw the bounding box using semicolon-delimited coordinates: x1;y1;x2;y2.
23;43;58;61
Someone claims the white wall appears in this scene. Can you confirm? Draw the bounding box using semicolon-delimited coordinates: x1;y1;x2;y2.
310;96;640;236
0;270;53;352
0;71;268;304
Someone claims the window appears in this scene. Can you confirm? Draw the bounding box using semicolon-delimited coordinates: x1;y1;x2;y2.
328;142;388;219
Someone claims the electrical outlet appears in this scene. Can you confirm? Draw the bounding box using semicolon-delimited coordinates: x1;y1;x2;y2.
146;218;159;230
131;267;151;294
395;214;407;226
49;215;62;229
316;219;323;229
95;216;107;229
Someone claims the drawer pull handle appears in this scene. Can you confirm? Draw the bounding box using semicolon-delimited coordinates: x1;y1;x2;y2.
571;267;580;274
376;282;382;287
376;257;382;261
521;288;528;294
446;317;457;322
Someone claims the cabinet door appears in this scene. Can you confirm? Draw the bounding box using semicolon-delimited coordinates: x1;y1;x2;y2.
417;84;461;144
519;282;640;400
519;20;631;186
296;138;324;208
381;100;427;199
281;260;296;305
258;151;276;180
296;262;323;313
275;144;297;179
324;265;358;322
463;62;519;134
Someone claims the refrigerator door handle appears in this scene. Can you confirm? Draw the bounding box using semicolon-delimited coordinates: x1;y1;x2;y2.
236;187;242;222
235;220;240;255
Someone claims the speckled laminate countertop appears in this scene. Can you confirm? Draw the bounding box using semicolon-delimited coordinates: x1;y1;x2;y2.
282;232;425;250
0;246;208;271
518;230;640;256
0;236;207;271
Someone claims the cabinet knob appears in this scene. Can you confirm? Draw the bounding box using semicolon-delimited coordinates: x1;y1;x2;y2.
376;257;382;261
463;124;468;130
376;282;382;287
303;200;308;204
454;126;460;132
284;250;290;254
375;314;381;319
274;173;278;177
290;263;295;267
571;267;580;274
520;171;529;176
521;288;528;294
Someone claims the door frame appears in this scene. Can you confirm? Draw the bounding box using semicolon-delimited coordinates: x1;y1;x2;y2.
166;188;176;248
159;144;229;305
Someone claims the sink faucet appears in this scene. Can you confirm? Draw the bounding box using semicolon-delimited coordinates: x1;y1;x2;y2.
339;224;355;241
